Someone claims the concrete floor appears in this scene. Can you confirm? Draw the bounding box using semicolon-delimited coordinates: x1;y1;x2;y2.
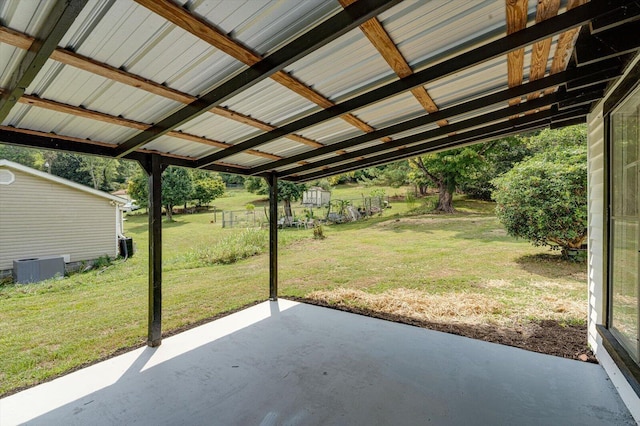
1;300;635;425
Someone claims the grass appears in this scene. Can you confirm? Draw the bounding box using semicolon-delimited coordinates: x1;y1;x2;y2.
0;185;586;396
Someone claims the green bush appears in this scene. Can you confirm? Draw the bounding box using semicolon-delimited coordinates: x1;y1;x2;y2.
492;147;587;256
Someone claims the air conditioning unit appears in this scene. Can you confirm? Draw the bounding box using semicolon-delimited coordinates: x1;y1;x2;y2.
13;256;65;284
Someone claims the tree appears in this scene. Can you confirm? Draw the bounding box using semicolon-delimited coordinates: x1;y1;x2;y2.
78;156;118;191
0;145;42;168
459;135;533;200
244;177;306;217
161;167;193;221
191;170;225;206
51;153;93;187
408;145;491;213
128;166;194;221
492;143;587;257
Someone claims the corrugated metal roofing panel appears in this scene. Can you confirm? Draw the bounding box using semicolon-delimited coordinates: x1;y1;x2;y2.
0;0;56;34
352;91;425;129
283;27;397;102
189;0;339;57
380;0;512;70
223;152;269;168
259;138;312;159
427;55;510;108
4;105;140;144
296;117;365;146
175;112;263;145
0;44;25;88
143;134;217;159
223;78;321;128
60;1;235;97
26;60;184;124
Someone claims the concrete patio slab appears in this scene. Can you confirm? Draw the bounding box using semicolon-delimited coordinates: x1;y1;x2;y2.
1;300;635;425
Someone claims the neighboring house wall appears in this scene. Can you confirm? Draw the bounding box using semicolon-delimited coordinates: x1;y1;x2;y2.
0;166;119;272
587;54;640;422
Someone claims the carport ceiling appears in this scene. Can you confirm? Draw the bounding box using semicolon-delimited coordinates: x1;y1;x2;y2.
0;0;638;181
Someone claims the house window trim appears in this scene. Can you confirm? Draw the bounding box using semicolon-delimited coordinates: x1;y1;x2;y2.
0;169;15;185
603;58;640;397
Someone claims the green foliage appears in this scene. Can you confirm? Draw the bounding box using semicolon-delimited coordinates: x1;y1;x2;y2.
77;156;118;191
128;169;149;208
492;144;587;255
219;172;245;186
191;172;225;206
50;153;94;187
91;255;113;269
459;136;533;200
0;145;41;168
245;203;255;211
161;167;193;220
244;177;307;217
307;179;332;191
128;167;197;220
313;222;326;240
370;160;412;187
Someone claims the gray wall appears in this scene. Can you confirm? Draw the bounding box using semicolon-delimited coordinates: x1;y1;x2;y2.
0;167;118;271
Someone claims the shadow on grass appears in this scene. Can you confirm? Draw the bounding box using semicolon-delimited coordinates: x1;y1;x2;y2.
516;253;586;278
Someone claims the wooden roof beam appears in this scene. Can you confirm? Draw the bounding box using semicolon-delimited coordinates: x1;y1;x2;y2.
290;110;558;182
197;0;619;167
135;0;396;148
544;0;588;95
0;0;87;121
526;0;561;102
0;126;250;174
280;92;563;178
10;93;282;161
339;0;448;127
506;0;528;109
0;26;324;149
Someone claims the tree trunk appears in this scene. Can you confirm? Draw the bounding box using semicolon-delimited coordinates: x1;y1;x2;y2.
165;204;174;221
435;181;455;213
284;199;293;218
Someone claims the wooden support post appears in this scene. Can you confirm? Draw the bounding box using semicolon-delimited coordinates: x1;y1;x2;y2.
145;154;163;346
267;173;278;300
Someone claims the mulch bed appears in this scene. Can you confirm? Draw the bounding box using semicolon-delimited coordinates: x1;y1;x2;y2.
291;297;597;363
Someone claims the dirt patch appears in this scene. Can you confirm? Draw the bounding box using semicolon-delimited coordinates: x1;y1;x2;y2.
294;288;596;363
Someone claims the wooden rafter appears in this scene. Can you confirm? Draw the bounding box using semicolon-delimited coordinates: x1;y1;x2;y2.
526;0;561;102
8;92;282;161
0;0;87;121
0;26;323;150
506;0;529;108
134;0;390;142
0;125;188;161
544;0;589;95
339;0;449;128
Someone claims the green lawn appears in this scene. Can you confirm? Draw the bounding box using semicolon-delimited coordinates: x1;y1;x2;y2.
0;186;586;396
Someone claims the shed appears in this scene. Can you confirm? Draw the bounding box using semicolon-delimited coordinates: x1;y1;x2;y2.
302;187;331;207
0;159;127;276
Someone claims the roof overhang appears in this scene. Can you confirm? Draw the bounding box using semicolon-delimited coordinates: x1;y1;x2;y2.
0;0;638;181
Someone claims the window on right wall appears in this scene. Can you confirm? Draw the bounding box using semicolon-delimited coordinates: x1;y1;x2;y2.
609;83;640;365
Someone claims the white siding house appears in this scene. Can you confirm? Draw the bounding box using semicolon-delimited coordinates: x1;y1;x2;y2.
587;54;640;420
0;160;126;275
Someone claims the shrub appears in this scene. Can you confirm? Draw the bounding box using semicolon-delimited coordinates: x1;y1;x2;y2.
313;222;326;240
492;147;587;256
